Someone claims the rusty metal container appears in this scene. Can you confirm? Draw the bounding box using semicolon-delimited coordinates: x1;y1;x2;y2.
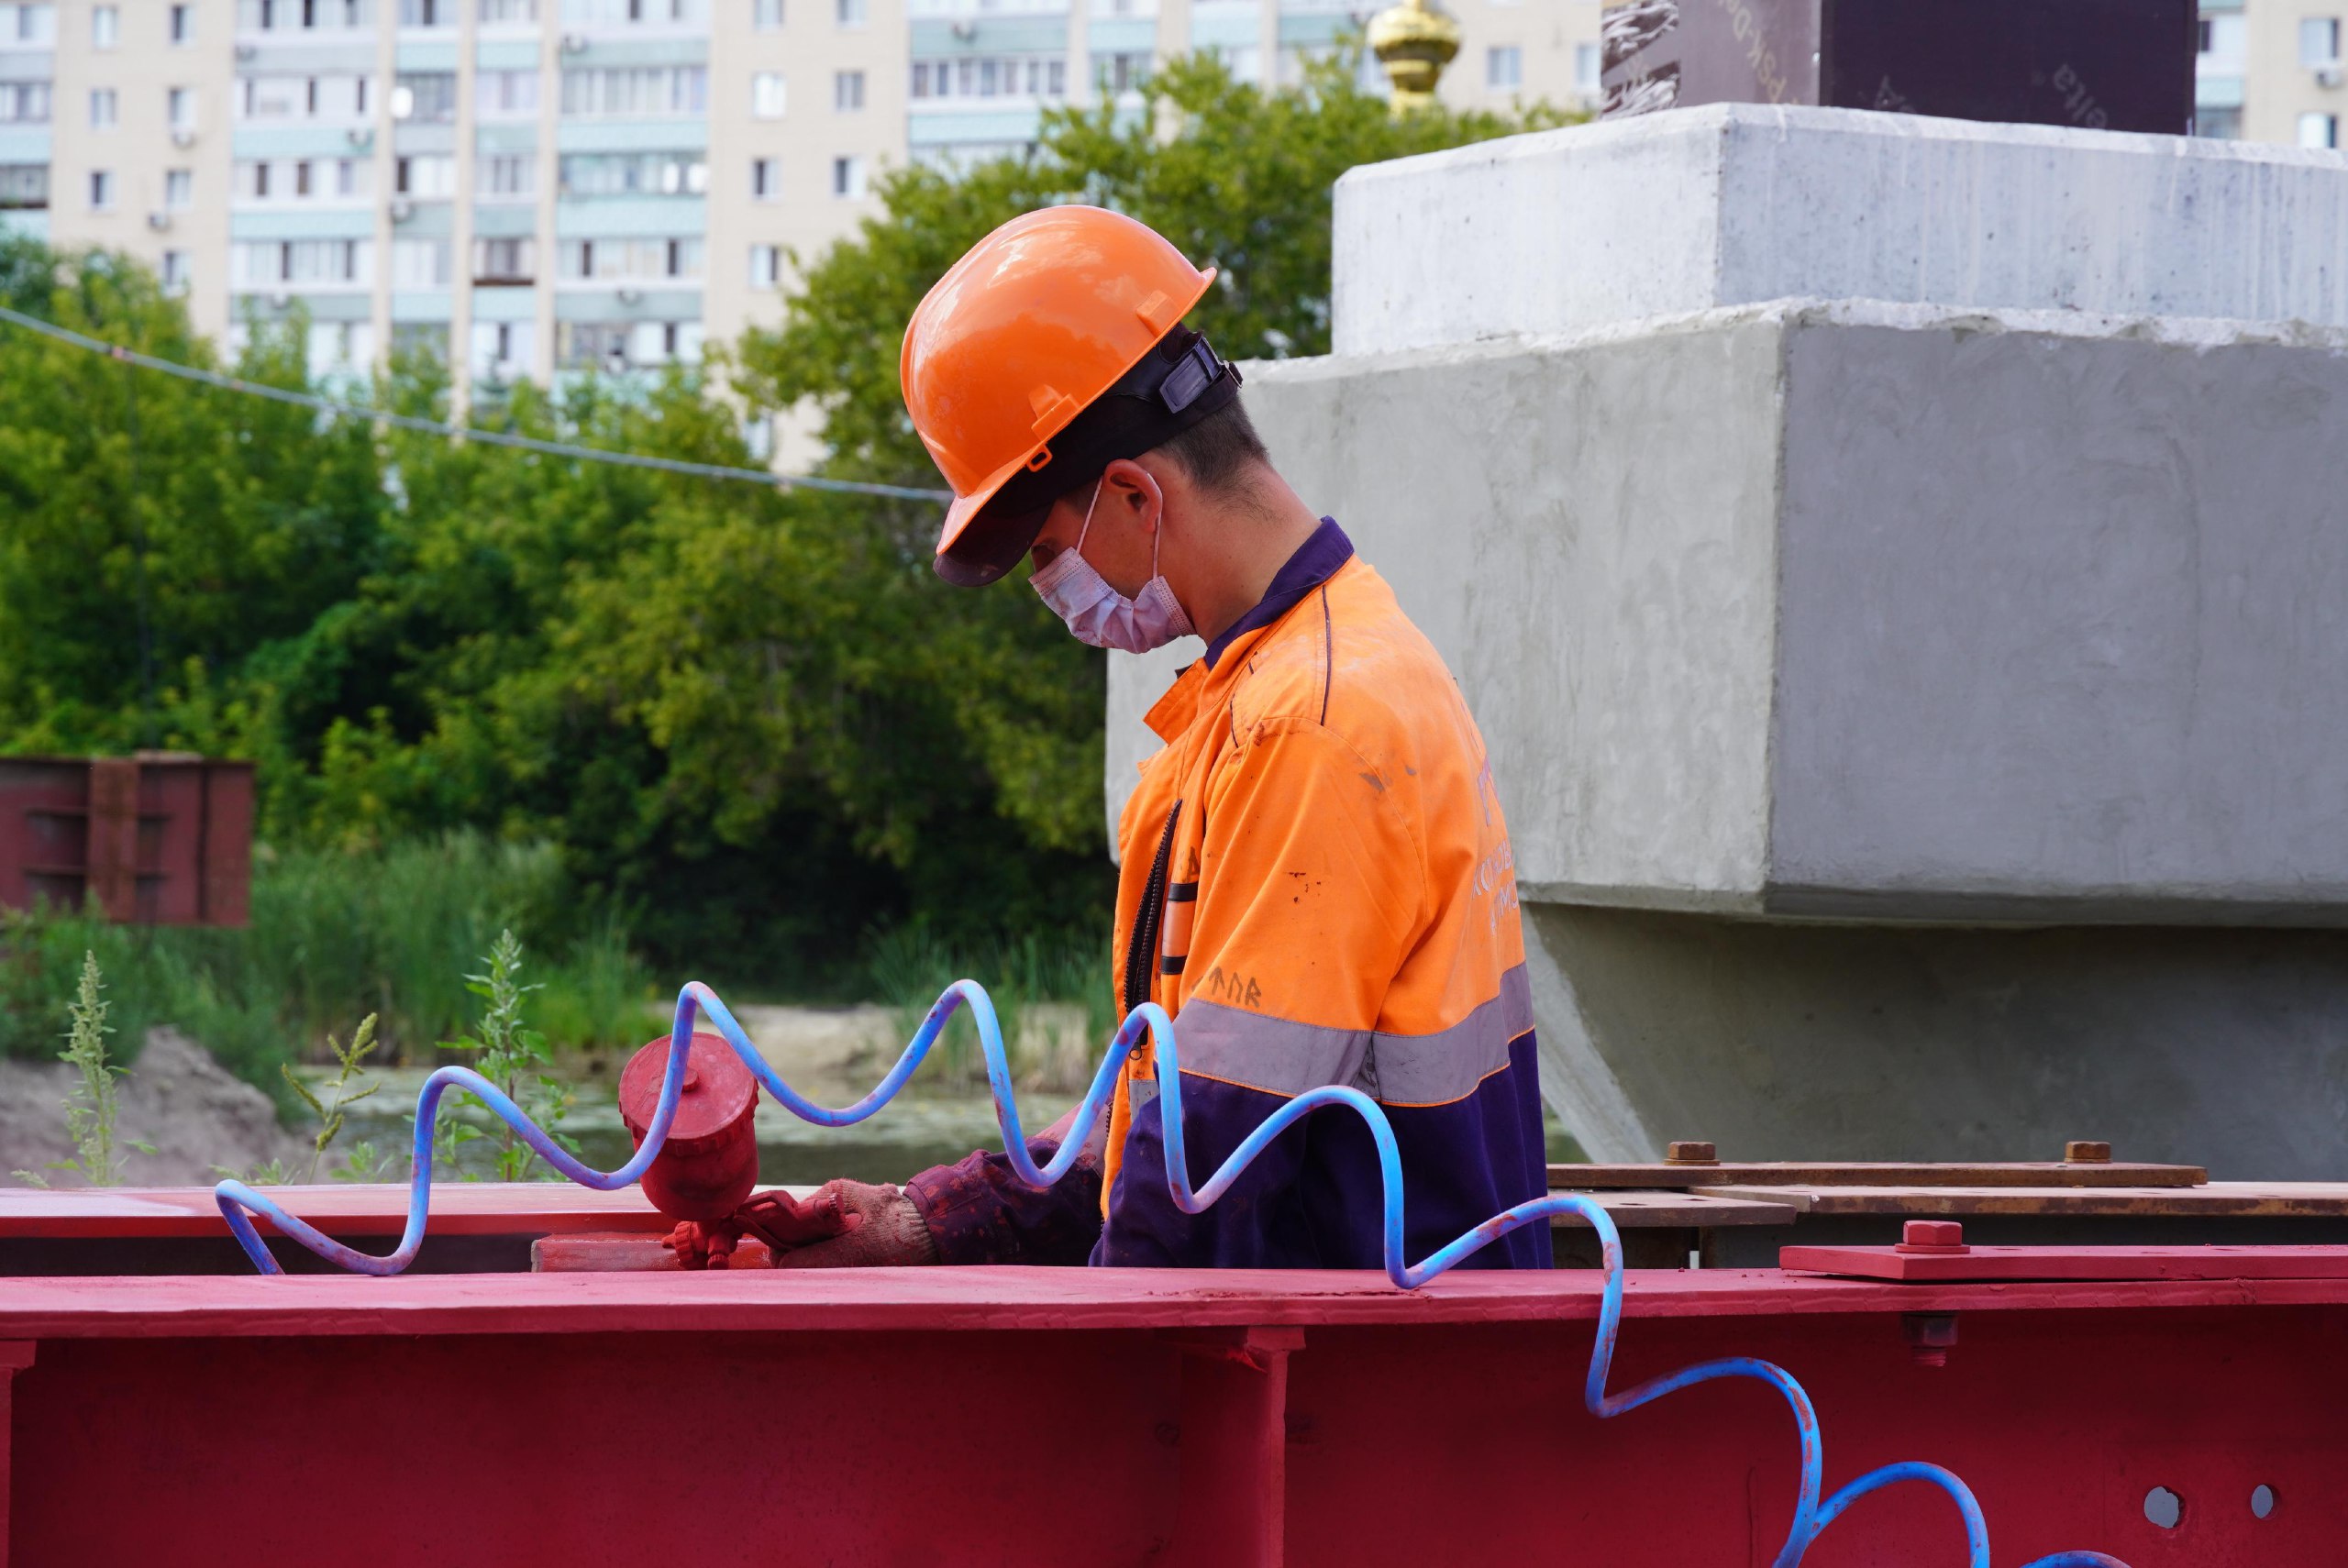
0;754;253;927
618;1032;760;1223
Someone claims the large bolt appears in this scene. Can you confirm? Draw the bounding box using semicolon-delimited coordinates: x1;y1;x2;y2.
2064;1140;2112;1164
1895;1220;1970;1254
1665;1141;1719;1165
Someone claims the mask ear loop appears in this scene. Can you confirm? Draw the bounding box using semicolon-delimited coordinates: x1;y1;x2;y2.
1073;476;1106;556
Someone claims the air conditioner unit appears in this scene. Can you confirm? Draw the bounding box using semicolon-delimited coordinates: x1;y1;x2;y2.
346;127;374;149
2320;64;2344;88
171;127;197;148
388;196;415;221
146;211;172;231
268;290;292;308
616;284;642;304
949;20;975;39
234;42;257;60
561;32;589;52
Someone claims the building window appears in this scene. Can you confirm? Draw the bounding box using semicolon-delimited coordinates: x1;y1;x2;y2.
479;0;537;19
835;0;863;24
752;72;788;117
750;157;779;198
2301;17;2342;69
394;154;456;195
559;149;704;193
476;69;540;116
168;87;198;129
1094;51;1147;94
1486;45;1521;89
0;83;50;124
336;156;371;195
0;163;49;209
754;0;782;25
399;0;453;22
89;170;116;210
834;69;864;110
392;237;453;287
480;153;537;196
161;250;192;292
559;65;708;116
92;5;117;48
90;89;119;129
831;153;863;197
165;169;194;207
393;72;459;121
473;237;536;282
171;2;194;39
2300;111;2342;148
749;243;781;286
6;1;55;42
1574;40;1600;96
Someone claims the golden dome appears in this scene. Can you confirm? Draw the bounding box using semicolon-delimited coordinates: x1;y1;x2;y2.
1367;0;1462;112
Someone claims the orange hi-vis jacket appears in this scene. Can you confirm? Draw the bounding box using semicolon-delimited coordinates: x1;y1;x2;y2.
1099;521;1547;1268
905;520;1549;1269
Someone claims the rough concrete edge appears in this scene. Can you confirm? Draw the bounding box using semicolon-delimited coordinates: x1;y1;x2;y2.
1521;918;1658;1164
1249;296;2348;377
1331;101;2348;201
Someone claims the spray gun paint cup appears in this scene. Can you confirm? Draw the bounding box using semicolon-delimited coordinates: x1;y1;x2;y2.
618;1032;760;1223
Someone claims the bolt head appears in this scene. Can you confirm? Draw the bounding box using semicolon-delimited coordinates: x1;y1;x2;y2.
1665;1141;1719;1165
1895;1220;1970;1254
2064;1140;2113;1164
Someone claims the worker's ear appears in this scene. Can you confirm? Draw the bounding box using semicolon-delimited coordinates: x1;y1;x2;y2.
1097;458;1164;537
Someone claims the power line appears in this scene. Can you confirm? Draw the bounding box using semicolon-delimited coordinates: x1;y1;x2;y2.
0;304;953;503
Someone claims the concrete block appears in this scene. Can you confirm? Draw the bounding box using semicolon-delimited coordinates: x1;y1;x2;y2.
1334;105;2348;356
1108;302;2348;922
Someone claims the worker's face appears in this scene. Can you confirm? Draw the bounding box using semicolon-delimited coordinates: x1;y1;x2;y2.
1028;458;1166;599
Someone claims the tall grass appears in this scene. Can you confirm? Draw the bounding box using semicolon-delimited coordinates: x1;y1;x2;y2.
0;832;650;1105
866;922;1115;1091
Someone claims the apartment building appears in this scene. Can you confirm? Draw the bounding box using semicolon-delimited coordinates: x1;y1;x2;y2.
2198;0;2347;145
0;0;1589;388
6;0;2332;393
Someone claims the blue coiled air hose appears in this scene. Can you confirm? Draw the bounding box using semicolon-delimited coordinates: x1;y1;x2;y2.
214;979;2130;1568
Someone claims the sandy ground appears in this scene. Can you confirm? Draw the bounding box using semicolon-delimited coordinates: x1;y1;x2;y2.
0;1028;315;1186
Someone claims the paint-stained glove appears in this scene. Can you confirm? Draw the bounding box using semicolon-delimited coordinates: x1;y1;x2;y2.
767;1178;941;1268
664;1187;859;1270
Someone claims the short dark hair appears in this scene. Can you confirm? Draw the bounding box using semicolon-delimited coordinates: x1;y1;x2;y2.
1150;395;1269;495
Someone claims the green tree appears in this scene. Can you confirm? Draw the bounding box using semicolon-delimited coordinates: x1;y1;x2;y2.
0;237;385;756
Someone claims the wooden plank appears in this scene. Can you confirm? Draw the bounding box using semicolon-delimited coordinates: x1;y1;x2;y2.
0;1183;809;1239
1558;1190;1800;1228
1547;1160;2208;1189
1703;1181;2348;1217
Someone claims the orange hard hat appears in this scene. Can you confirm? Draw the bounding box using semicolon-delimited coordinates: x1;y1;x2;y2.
901;205;1238;586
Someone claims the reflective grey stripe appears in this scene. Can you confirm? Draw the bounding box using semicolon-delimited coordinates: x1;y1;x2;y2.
1365;964;1534;1106
1172;964;1532;1108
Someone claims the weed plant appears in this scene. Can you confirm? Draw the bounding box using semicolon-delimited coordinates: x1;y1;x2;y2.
13;952;153;1187
867;922;1113;1091
0;832;650;1105
427;930;578;1181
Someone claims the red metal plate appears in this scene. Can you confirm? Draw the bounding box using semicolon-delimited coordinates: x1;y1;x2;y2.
1780;1242;2348;1282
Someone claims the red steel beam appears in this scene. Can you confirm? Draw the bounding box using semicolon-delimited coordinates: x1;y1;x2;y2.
3;1265;2342;1566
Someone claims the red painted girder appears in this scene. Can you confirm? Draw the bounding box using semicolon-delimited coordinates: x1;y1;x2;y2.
0;1182;1796;1238
1783;1241;2348;1281
10;1264;2348;1342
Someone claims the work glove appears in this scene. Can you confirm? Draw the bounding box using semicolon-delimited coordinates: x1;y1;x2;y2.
766;1178;941;1269
664;1186;861;1269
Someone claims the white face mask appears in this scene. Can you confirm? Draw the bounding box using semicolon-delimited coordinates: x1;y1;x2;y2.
1028;477;1195;653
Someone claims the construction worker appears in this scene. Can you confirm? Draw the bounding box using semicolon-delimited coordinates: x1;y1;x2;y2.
769;205;1549;1272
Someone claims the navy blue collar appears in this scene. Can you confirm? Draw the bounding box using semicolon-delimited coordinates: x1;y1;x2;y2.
1202;518;1355;669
